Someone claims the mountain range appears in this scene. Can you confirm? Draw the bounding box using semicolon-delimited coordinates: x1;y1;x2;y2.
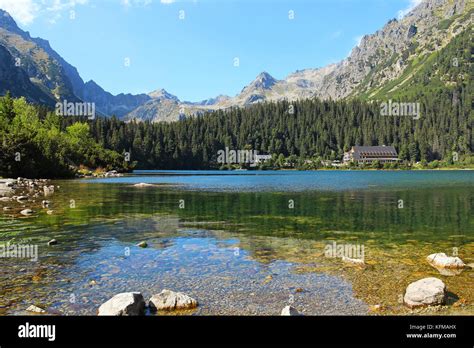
0;0;472;122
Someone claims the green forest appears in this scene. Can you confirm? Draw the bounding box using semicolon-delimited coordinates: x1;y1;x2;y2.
0;28;472;178
82;88;471;170
0;93;131;178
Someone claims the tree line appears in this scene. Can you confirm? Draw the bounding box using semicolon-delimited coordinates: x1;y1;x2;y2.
75;87;470;171
1;78;471;177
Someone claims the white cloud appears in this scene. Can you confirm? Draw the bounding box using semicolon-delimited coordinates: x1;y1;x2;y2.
46;0;89;13
0;0;88;25
121;0;153;7
0;0;176;25
0;0;40;25
397;0;422;19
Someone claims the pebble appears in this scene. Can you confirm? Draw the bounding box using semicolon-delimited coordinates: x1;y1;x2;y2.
20;209;34;216
26;305;46;314
281;305;301;316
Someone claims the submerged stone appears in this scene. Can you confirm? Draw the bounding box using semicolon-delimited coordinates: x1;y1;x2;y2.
427;253;465;269
404;277;446;308
26;305;46;314
137;241;148;248
133;183;154;188
368;304;383;313
342;256;365;266
20;209;34;216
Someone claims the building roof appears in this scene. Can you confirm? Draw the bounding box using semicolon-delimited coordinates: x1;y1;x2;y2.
351;146;398;159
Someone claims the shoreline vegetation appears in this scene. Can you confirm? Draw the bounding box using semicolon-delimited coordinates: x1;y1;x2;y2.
0;92;471;179
2;165;474;182
0;94;132;179
2;161;473;180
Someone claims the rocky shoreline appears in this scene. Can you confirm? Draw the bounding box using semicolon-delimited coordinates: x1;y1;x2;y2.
75;170;123;179
0;178;56;217
19;249;470;316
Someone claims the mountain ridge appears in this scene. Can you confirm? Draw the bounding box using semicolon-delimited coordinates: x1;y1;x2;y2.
0;0;472;122
0;43;56;106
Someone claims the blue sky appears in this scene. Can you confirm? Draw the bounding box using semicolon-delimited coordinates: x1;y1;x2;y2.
0;0;420;101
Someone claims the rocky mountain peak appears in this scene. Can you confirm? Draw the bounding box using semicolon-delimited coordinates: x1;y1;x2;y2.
148;88;179;101
315;0;472;100
84;80;105;92
251;71;278;90
0;43;55;106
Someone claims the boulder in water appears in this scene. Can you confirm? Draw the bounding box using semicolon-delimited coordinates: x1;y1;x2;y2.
427;253;465;269
133;183;154;188
404;277;446;308
149;290;198;311
98;292;145;316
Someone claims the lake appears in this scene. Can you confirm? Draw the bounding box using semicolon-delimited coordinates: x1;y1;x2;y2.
0;170;473;315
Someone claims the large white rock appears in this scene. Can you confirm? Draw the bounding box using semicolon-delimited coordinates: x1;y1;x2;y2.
98;292;145;316
133;183;155;188
149;290;198;311
281;305;301;316
427;253;465;269
404;277;446;308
